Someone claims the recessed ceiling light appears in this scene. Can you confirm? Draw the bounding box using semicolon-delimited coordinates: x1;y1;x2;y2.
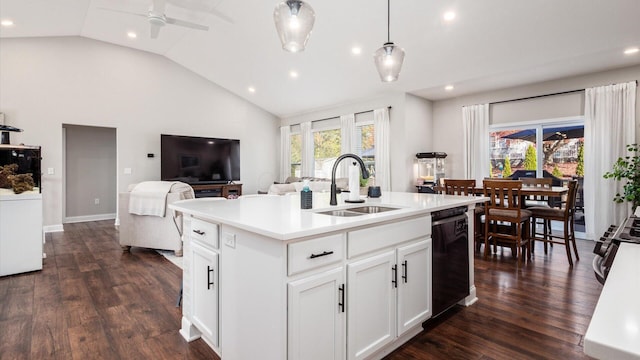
445;85;454;91
351;47;362;55
289;70;299;78
624;47;639;55
127;32;137;39
1;19;14;27
443;11;456;21
248;86;256;93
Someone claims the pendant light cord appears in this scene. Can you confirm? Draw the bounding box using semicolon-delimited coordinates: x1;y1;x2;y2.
387;0;390;43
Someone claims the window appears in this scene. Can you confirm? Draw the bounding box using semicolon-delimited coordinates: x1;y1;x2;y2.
313;128;341;178
355;122;375;179
290;132;301;178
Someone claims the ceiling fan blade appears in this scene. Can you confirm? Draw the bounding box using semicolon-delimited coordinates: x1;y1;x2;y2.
152;0;167;14
98;7;147;18
150;23;162;38
165;17;209;31
166;0;234;24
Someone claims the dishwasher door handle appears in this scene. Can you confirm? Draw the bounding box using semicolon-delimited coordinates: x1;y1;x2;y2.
432;213;468;226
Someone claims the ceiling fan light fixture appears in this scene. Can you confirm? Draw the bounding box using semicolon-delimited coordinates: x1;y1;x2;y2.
274;0;315;53
374;0;405;82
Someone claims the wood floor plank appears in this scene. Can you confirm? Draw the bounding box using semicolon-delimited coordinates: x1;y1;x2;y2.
0;220;603;359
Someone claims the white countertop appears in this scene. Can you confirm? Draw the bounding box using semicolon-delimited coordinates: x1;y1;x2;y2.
585;242;640;360
169;191;486;241
0;188;42;200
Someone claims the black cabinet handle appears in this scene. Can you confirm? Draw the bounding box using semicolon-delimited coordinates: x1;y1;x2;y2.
338;284;345;313
402;260;408;283
193;229;205;236
309;250;334;259
392;265;397;288
207;266;214;290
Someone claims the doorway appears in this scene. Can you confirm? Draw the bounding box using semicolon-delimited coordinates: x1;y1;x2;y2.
63;124;117;223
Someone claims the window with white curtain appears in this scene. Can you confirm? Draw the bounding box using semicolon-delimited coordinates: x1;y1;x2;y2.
286;111;381;181
355;111;376;180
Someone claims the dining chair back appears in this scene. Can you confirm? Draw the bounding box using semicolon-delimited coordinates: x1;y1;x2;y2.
528;180;580;266
521;177;553;207
445;179;484;252
483;180;531;266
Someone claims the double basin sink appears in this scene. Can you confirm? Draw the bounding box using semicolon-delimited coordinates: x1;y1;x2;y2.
316;205;400;217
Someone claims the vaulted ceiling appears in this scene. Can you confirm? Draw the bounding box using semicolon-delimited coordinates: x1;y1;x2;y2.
1;0;639;117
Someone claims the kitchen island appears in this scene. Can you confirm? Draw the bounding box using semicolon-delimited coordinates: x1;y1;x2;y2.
169;191;486;360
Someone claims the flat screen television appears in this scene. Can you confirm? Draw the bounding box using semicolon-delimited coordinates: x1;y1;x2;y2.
161;134;240;184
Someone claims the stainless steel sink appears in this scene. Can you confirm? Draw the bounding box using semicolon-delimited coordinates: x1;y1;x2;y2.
347;206;399;214
315;205;400;217
316;209;365;217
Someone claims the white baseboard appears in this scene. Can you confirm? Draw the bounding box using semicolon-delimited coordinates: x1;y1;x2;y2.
43;224;64;233
64;213;116;224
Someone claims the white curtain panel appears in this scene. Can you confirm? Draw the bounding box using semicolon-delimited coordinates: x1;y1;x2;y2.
300;121;314;178
462;104;490;184
584;81;636;239
374;108;391;191
279;126;291;182
340;114;356;178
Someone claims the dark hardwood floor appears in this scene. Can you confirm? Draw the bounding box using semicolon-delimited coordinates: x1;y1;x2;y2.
0;220;602;359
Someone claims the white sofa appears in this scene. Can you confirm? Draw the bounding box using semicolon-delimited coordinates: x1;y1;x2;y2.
118;182;194;257
267;176;349;195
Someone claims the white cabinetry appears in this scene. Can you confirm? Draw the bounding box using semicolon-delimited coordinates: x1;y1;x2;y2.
0;193;43;276
346;239;432;360
288;267;345;360
180;217;220;351
190;241;218;347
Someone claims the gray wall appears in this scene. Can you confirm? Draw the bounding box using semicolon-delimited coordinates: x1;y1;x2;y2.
432;64;640;179
64;124;117;220
0;36;280;230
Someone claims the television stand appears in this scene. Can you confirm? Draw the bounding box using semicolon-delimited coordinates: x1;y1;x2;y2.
192;183;242;198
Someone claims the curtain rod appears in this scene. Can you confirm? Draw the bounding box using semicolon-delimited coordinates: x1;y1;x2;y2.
489;80;638;106
311;106;392;123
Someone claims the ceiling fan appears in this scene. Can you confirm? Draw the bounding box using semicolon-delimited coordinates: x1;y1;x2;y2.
101;0;230;39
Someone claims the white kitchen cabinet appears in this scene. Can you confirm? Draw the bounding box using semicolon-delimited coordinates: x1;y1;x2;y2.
0;193;43;277
347;250;397;360
288;267;345;360
397;239;432;336
347;239;432;360
190;241;219;348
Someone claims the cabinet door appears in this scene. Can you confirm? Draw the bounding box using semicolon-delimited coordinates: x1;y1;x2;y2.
347;250;396;360
190;241;219;347
288;267;345;360
397;239;432;336
0;197;43;276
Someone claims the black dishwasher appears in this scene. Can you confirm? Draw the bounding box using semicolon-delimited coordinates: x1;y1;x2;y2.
430;206;470;318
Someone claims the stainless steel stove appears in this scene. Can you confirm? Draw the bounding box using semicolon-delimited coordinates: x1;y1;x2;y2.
593;216;640;284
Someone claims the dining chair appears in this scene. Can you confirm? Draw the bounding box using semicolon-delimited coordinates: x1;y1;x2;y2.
528;180;580;266
483;180;532;266
444;179;484;252
520;177;553;208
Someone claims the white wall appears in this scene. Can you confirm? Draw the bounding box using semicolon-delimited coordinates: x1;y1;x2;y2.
432;64;640;179
281;93;433;192
0;37;280;229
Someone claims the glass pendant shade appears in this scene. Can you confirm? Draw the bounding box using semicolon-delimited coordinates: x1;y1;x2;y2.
374;42;405;82
274;0;315;53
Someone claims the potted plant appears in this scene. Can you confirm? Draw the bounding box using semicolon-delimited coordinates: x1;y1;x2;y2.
603;143;640;210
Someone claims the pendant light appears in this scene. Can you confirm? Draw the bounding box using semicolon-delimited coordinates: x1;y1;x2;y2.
274;0;316;53
373;0;405;82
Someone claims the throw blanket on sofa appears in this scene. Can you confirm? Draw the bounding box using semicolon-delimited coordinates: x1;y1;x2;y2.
129;181;194;217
